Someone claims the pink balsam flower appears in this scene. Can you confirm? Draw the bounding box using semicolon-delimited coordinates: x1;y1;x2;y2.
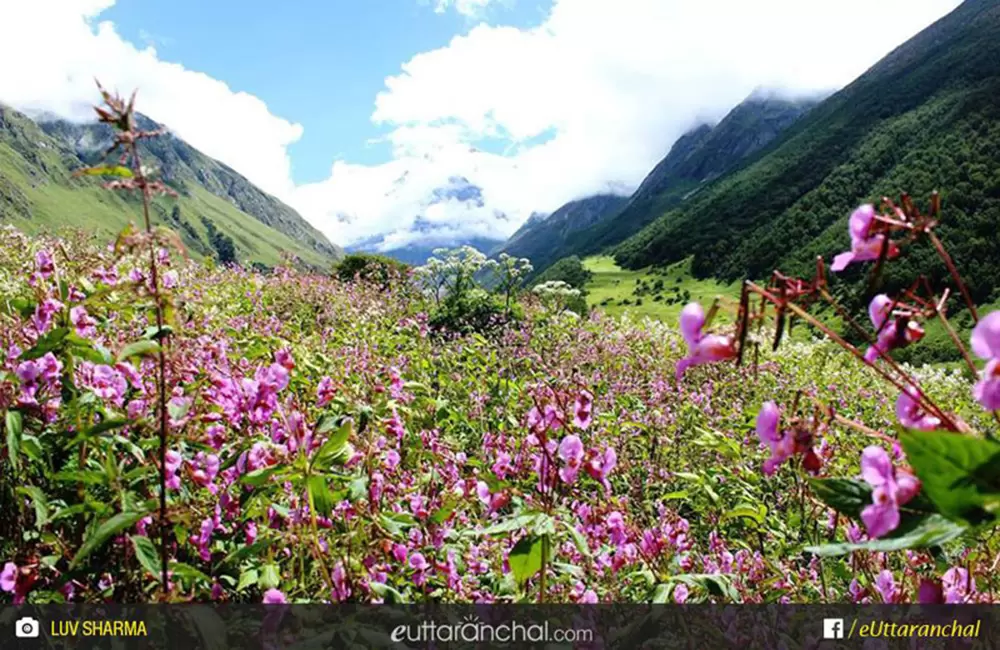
676;302;736;380
970;311;1000;411
859;446;921;539
831;204;900;272
863;295;924;362
895;386;941;431
755;401;821;475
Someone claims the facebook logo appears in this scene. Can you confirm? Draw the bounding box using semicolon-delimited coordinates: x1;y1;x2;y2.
823;618;845;639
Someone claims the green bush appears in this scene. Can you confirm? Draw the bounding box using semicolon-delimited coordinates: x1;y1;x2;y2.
333;253;410;288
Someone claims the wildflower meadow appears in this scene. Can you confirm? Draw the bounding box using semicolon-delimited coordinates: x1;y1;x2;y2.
0;87;997;608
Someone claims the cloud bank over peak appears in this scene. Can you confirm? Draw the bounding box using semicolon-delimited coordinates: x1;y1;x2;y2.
0;0;963;251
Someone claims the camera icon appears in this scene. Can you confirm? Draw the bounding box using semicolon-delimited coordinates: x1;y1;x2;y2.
15;616;40;638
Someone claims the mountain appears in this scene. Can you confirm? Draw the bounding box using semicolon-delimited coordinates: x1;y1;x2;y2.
347;176;503;265
615;0;1000;306
347;230;504;266
492;194;628;272
0;105;341;268
502;91;819;274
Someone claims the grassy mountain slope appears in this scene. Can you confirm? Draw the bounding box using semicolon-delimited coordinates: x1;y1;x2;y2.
0;105;340;268
615;0;1000;307
548;93;819;265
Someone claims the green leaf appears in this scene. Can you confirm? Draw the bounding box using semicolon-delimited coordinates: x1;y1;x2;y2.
240;466;281;487
129;535;162;581
117;340;161;362
142;325;174;341
474;512;540;537
236;569;259;592
71;509;149;569
16;486;49;527
170;561;211;585
900;430;1000;525
561;520;591;558
20;435;43;463
52;470;110;486
722;503;767;526
311;420;353;468
5;410;23;472
805;514;967;557
307;475;335;517
369;581;406;603
259;563;280;590
77;164;134;178
508;534;546;587
429;499;457;525
379;512;417;537
809;478;873;520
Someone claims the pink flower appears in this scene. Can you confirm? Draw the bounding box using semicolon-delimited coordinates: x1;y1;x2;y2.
330;562;351;602
164;450;183;490
755;401;821;475
859;446;921;539
584;446;616;492
895;386;940;431
70;306;97;338
35;250;55;278
675;302;736;380
32;298;64;333
572;390;594;429
863;295;924;362
162;270;179;289
262;588;287;604
275;348;295;370
971;311;1000;411
875;569;897;603
557;434;585;484
80;363;128;406
942;567;977;603
527;403;564;434
830;204;900;272
316;376;336;407
918;579;944;604
673;583;689;604
0;562;16;593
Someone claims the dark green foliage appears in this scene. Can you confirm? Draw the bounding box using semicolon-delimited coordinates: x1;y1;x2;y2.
201;216;238;265
333;252;410;288
531;256;593;290
614;0;1000;315
428;291;515;337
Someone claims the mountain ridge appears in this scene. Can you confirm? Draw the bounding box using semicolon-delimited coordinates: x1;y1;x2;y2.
496;91;820;275
613;0;1000;307
0;104;341;268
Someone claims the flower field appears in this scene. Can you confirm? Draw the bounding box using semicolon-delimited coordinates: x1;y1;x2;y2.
1;89;998;607
0;217;996;605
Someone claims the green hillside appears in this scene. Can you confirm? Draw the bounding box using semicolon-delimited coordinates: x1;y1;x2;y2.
0;104;340;269
583;255;739;323
614;0;1000;309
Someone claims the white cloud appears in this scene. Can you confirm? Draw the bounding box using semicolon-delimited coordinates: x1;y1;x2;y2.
0;0;301;200
302;0;963;246
433;0;500;18
0;0;964;251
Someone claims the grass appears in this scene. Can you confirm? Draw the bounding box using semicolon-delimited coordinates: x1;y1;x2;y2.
583;255;739;323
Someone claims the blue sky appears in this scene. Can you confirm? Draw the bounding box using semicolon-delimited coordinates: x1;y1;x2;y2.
0;0;963;249
102;0;553;184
